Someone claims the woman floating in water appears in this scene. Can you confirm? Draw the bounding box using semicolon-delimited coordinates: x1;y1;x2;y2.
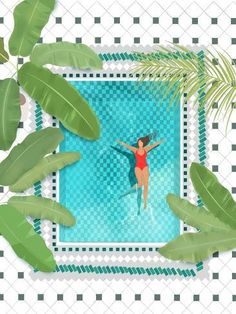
116;134;164;211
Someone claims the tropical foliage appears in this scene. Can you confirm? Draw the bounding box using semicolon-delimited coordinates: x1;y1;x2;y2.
10;152;80;192
18;62;100;139
0;128;78;272
132;45;236;126
0;127;63;185
0;204;56;272
0;37;9;63
30;42;103;69
0;0;102;151
0;0;101;272
8;0;55;56
159;163;236;263
8;196;76;227
0;79;20;150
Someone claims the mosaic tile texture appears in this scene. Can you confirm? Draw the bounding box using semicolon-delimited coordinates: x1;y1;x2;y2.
35;73;205;279
0;0;236;312
59;80;180;243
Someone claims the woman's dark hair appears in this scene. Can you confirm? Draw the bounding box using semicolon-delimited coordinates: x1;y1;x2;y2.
137;135;151;147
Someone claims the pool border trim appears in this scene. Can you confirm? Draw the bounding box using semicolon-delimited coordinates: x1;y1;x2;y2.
56;77;183;247
33;49;207;277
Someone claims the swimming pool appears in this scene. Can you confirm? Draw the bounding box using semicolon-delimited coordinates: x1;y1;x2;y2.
59;80;181;243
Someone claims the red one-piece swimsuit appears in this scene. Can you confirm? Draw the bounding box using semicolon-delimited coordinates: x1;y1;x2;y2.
135;150;148;170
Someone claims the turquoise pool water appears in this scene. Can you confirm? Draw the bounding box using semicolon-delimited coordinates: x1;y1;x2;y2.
59;80;180;243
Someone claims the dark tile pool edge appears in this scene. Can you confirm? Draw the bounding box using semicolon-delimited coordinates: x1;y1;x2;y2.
33;261;204;278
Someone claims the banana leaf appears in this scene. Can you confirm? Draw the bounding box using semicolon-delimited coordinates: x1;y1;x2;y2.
167;193;231;232
18;62;100;140
0;204;56;272
8;195;76;226
8;0;55;56
30;42;103;69
0;38;9;63
10;152;80;192
158;230;236;263
0;79;21;151
0;127;63;186
190;162;236;229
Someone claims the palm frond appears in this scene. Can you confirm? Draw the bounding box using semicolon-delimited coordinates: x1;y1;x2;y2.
131;45;236;126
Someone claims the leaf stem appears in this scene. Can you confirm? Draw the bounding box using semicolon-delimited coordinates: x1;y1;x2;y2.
10;71;17;78
0;52;17;70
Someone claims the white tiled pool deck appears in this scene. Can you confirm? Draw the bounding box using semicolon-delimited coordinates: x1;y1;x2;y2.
0;0;236;312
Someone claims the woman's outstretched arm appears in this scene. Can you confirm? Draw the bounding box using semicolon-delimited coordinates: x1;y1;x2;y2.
116;140;137;153
145;139;165;152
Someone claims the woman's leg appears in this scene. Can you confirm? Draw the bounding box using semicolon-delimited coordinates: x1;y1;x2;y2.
142;166;149;208
135;167;143;188
135;167;143;215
